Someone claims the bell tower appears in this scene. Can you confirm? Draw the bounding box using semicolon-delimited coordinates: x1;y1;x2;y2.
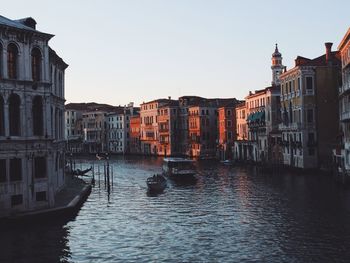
271;44;283;86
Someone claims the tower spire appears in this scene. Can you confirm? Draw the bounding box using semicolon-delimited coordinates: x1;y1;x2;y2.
271;43;283;86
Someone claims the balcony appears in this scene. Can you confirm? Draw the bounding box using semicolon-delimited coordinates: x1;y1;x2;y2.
278;122;303;131
339;81;350;96
341;110;350;122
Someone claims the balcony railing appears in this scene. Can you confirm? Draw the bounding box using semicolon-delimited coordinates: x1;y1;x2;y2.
159;128;169;133
340;82;350;95
341;111;350;122
278;122;303;131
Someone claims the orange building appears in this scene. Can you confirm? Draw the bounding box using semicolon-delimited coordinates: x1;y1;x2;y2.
188;104;217;158
130;115;141;154
218;102;238;160
157;101;179;156
140;98;176;155
235;102;248;140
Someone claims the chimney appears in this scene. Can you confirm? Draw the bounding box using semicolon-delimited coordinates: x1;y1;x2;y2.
325;42;333;62
168;96;171;100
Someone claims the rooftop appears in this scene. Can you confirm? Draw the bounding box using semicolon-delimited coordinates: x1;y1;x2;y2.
0;15;53;39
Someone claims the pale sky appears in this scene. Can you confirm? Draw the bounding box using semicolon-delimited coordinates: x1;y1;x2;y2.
2;0;349;106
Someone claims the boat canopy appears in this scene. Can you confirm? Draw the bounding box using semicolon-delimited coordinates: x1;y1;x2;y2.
163;157;194;163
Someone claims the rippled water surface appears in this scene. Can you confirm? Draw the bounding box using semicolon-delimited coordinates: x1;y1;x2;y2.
2;156;350;262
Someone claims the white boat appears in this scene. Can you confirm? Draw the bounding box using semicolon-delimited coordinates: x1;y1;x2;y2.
162;157;196;179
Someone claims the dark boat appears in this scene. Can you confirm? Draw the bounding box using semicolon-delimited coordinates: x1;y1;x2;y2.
147;174;167;192
71;166;92;176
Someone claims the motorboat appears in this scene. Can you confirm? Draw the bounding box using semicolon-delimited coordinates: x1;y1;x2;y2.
146;174;167;192
162;158;196;180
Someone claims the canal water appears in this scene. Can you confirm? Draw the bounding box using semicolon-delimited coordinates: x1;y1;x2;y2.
2;156;350;262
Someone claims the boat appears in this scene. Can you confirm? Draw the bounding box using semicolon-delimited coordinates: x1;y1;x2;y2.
71;166;93;176
221;160;234;166
146;174;167;192
162;157;196;180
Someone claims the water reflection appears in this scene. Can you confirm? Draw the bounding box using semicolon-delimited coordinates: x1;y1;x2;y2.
0;224;71;263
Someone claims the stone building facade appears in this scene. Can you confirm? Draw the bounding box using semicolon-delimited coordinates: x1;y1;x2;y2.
279;43;341;169
0;16;68;215
337;28;350;172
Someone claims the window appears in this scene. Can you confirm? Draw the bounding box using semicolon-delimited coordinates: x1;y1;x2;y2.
307;109;314;123
308;133;315;142
306;77;313;90
11;194;23;206
10;158;22;181
0;95;4;136
34;157;46;178
0;159;6;182
32;96;43;136
308;147;315;156
7;43;18;79
31;48;41;81
9;94;21;136
36;191;47;201
227;120;232;127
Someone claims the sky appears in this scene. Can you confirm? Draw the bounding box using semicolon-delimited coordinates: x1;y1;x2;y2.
2;0;349;106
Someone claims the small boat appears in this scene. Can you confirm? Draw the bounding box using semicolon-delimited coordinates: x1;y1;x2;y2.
221;160;234;166
71;166;92;176
147;174;167;192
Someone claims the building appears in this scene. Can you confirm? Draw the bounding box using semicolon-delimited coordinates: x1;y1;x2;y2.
130;115;141;154
245;86;281;163
140;99;174;155
234;102;251;160
236;102;248;141
217;102;238;160
235;45;283;163
177;96;206;156
188;103;218;158
82;110;108;153
157;100;180;156
279;43;341;169
65;104;84;153
107;109;125;153
0;16;68;215
337;28;350;172
107;102;137;154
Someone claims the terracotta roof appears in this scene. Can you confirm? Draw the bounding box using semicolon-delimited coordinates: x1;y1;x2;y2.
294;52;340;67
338;27;350;51
65;102;122;112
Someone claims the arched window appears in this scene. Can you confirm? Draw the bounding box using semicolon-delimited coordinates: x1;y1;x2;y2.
7;44;18;79
9;94;21;136
0;95;4;136
31;48;41;81
32;96;43;136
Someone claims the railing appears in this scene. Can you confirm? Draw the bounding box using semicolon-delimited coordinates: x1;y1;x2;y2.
341;111;350;121
159;128;169;133
278;122;302;131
